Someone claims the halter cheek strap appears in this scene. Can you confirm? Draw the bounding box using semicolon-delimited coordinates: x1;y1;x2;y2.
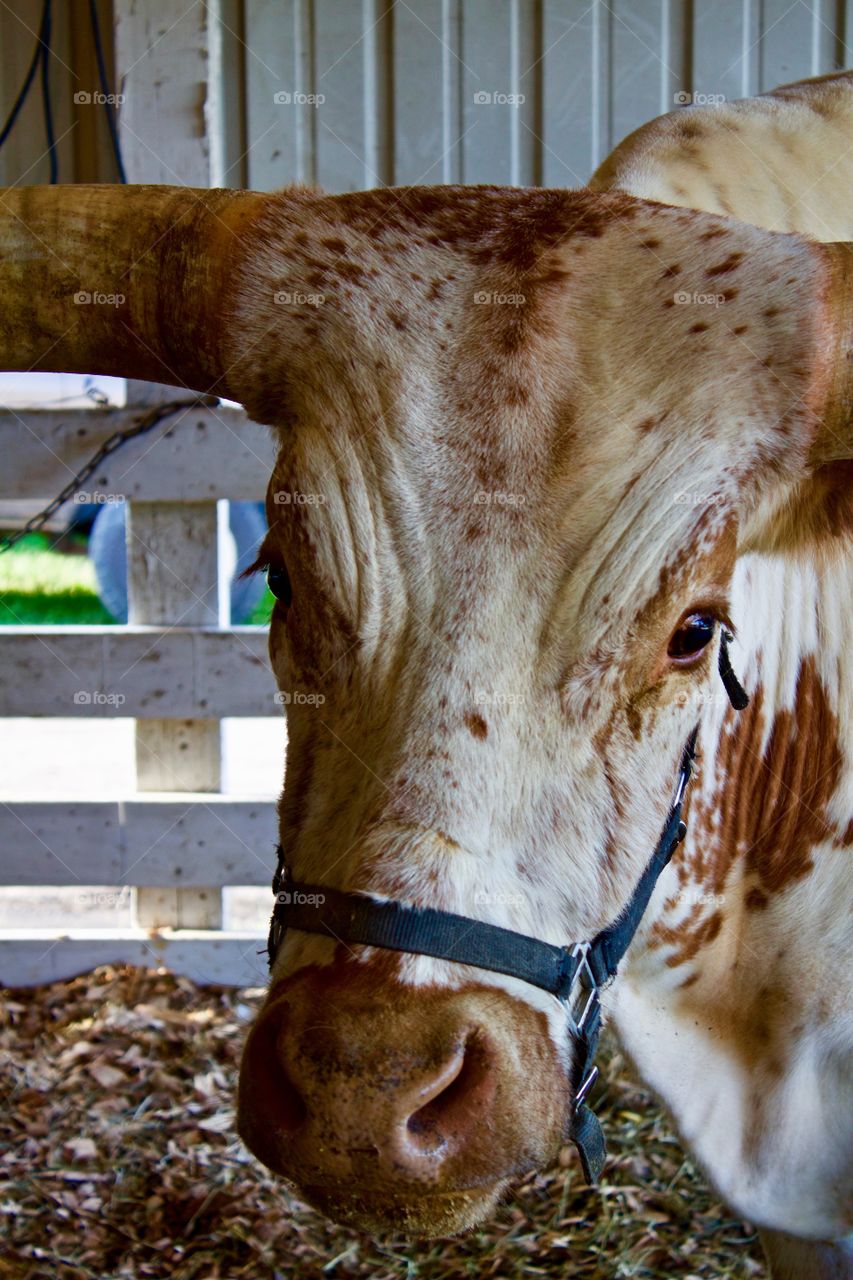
266;631;747;1184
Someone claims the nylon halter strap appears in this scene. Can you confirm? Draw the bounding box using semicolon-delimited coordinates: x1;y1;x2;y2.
266;630;748;1185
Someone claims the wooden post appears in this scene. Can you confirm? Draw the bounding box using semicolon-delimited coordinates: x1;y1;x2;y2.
114;0;237;932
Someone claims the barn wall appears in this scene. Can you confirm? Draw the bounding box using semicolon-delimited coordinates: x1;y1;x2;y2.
1;1;848;194
240;0;852;193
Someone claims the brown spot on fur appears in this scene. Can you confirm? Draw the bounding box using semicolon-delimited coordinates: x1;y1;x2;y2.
660;263;681;278
659;910;723;966
678;120;706;141
745;887;768;910
732;324;748;335
705;252;744;278
640;237;660;249
700;227;728;240
689;322;709;334
686;656;844;900
464;712;488;740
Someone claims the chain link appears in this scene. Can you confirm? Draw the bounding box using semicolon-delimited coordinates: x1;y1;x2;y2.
0;395;219;553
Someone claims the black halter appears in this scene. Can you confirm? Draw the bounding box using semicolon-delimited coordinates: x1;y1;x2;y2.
266;631;748;1184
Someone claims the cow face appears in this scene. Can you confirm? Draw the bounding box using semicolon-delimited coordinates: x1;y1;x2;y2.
233;187;843;1235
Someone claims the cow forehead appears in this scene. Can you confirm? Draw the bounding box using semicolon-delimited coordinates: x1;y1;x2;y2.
234;184;819;458
243;185;818;581
246;184;821;699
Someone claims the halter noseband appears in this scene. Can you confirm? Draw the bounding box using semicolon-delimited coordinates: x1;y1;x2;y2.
265;631;748;1184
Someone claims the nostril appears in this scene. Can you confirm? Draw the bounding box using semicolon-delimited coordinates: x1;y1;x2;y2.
405;1033;493;1154
241;1003;308;1135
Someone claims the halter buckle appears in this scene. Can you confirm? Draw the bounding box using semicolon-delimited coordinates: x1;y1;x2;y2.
558;941;601;1036
574;1064;599;1111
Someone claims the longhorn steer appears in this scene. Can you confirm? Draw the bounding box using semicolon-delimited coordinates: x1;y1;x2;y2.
1;71;850;1279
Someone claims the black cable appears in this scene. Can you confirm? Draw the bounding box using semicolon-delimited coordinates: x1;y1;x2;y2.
0;0;49;152
39;0;57;184
88;0;126;183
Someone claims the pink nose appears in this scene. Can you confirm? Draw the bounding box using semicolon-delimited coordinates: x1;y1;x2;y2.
237;960;572;1229
241;989;497;1183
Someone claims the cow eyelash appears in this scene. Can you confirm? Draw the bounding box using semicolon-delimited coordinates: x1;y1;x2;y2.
242;548;293;608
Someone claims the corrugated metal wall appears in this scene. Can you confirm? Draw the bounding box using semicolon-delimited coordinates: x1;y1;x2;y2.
0;0;850;191
242;0;852;193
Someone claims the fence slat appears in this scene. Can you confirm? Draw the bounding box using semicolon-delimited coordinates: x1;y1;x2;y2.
0;930;268;987
0;406;274;502
0;798;277;885
0;627;278;717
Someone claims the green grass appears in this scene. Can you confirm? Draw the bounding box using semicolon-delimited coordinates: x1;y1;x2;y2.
0;532;113;624
0;532;274;626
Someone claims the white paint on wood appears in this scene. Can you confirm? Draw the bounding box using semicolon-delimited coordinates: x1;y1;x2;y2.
0;929;269;987
128;504;224;927
135;719;222;792
0;797;277;886
114;0;215;186
127;502;220;628
0;627;277;719
0;406;274;502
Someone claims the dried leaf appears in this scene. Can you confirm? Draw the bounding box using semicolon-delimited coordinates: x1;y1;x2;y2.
88;1061;126;1088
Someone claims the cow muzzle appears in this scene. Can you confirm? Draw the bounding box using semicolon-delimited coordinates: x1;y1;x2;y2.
237;961;571;1235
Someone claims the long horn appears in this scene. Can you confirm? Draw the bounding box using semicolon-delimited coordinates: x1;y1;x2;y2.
0;185;266;399
818;241;853;463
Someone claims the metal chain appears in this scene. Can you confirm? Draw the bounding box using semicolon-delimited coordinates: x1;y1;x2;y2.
0;395;219;554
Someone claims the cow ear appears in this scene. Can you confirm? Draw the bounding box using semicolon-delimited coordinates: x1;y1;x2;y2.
736;239;852;555
589;70;853;242
813;242;852;466
588;71;852;549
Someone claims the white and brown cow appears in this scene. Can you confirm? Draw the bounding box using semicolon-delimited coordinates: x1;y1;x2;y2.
1;72;850;1278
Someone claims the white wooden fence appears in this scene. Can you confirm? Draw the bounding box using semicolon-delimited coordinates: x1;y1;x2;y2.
0;0;849;986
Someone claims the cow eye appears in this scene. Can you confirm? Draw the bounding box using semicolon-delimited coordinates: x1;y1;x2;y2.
267;564;292;608
668;613;716;660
